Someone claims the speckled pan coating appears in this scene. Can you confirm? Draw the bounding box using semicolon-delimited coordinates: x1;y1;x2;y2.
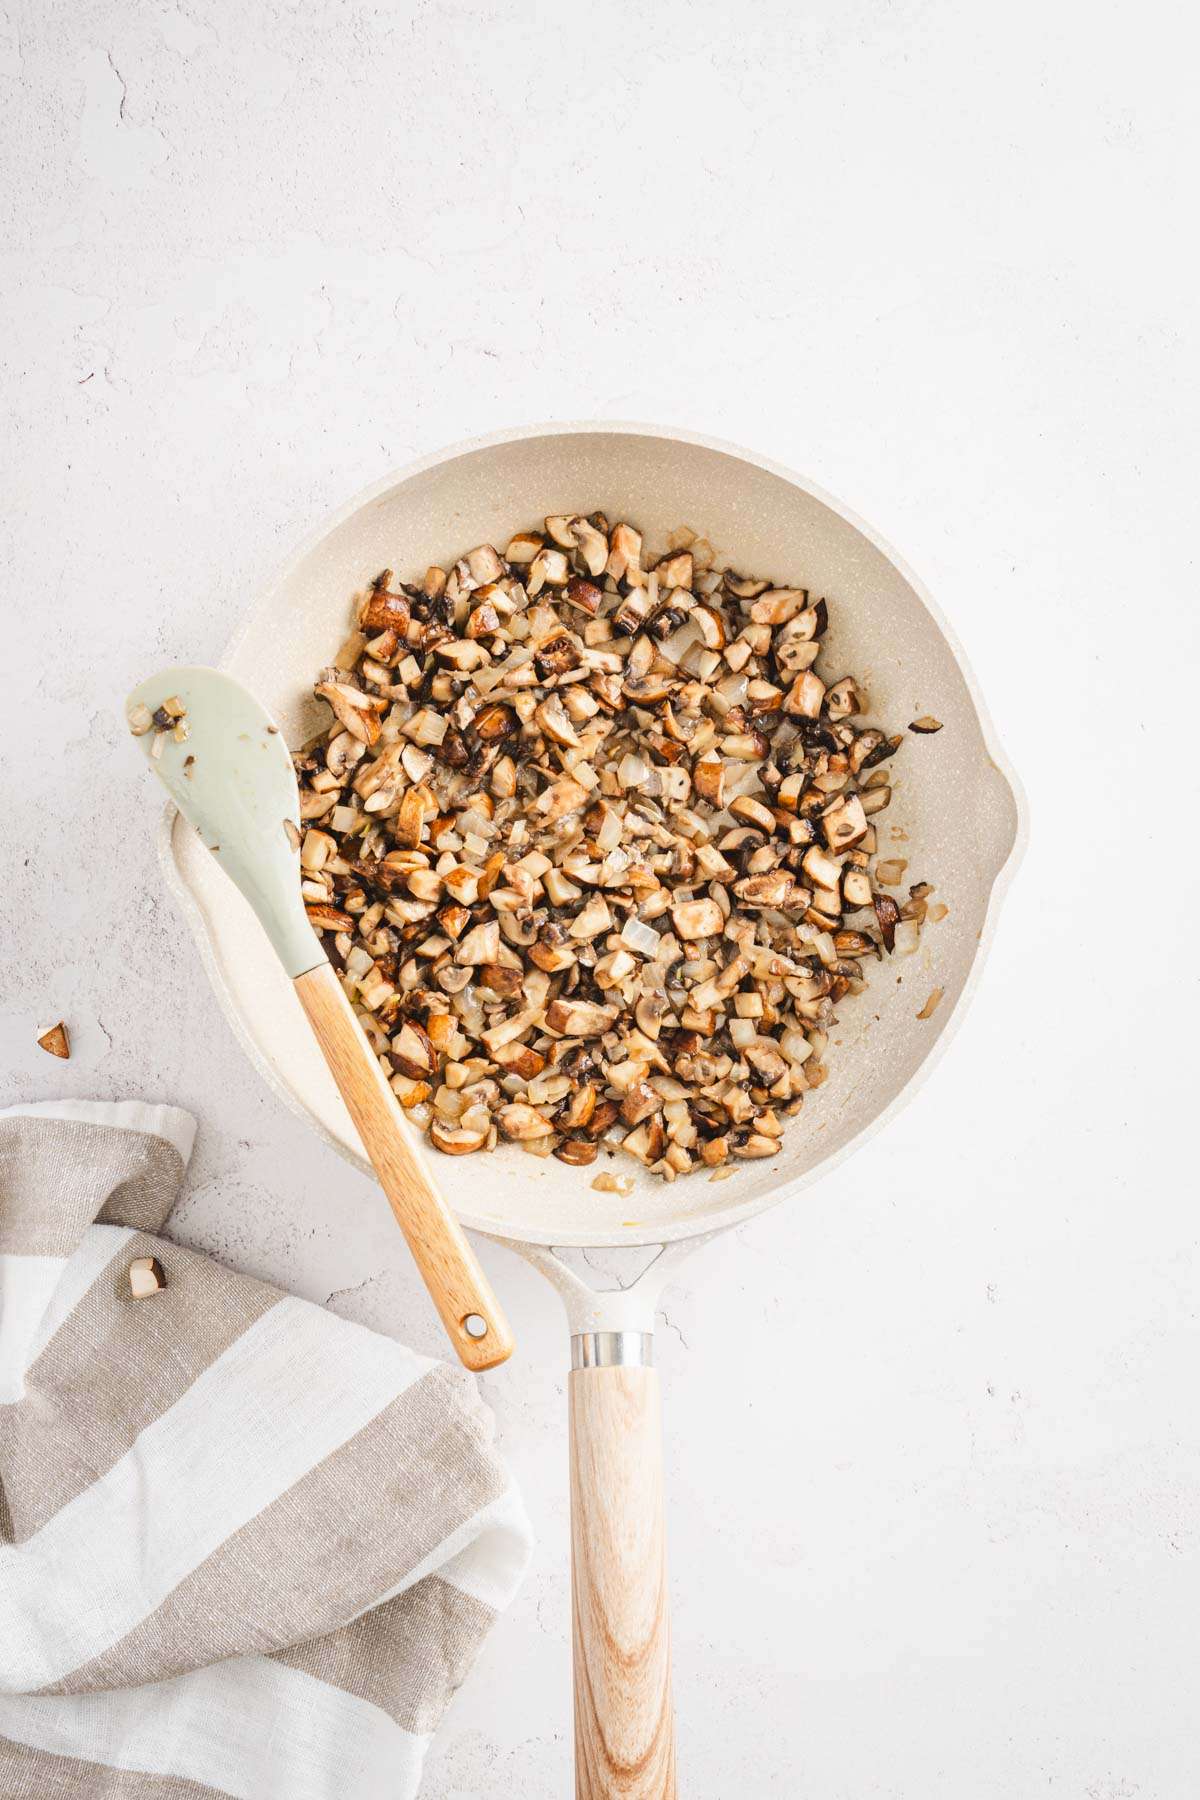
161;422;1024;1248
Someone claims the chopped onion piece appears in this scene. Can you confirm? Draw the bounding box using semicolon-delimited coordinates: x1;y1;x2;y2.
620;915;661;956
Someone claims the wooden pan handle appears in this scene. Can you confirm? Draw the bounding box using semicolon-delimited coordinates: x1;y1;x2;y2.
293;961;514;1373
570;1359;676;1798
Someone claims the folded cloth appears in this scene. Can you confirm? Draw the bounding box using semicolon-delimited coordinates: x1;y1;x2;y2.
0;1101;531;1800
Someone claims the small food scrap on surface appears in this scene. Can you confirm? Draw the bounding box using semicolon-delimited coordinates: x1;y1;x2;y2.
36;1022;70;1059
294;515;935;1180
130;694;190;753
592;1170;635;1196
283;818;301;853
128;1255;167;1298
916;987;945;1020
908;716;943;734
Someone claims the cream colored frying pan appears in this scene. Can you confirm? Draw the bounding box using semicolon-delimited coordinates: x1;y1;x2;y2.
158;423;1023;1796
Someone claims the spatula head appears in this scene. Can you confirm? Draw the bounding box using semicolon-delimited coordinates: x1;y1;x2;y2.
126;666;323;979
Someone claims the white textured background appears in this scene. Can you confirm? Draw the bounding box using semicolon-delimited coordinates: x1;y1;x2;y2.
3;2;1198;1795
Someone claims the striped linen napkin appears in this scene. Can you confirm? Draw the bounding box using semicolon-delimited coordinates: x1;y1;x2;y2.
0;1100;532;1800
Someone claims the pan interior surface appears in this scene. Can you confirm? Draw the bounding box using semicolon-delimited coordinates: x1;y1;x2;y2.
169;426;1019;1247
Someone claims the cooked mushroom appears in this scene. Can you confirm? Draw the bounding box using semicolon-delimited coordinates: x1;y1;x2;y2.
37;1021;70;1059
671;897;724;940
873;892;901;952
315;680;381;747
498;1102;557;1141
128;1255;167;1298
783;671;826;719
297;508;928;1179
545;997;618;1037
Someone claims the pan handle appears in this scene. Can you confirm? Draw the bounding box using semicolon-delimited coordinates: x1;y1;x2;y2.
569;1330;676;1799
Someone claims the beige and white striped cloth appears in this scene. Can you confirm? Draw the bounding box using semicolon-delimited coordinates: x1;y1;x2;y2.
0;1100;532;1799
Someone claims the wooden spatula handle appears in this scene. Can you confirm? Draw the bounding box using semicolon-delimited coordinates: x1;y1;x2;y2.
293;961;514;1372
570;1359;676;1797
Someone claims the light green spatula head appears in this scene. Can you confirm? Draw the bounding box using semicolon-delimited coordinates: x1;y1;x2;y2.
126;666;324;980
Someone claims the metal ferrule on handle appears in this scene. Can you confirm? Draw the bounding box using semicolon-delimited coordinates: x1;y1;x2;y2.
572;1330;655;1369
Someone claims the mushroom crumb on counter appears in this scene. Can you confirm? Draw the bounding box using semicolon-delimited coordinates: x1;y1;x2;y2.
37;1021;71;1059
294;514;936;1180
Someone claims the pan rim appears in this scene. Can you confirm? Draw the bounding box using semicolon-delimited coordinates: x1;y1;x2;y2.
162;419;1027;1248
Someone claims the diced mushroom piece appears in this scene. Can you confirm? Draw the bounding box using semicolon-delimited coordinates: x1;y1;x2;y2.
571;517;609;577
692;754;725;807
535;697;580;747
801;844;842;892
466;600;502;639
842;866;873;909
621;1081;664;1127
393;787;433;849
128;1256;167;1298
834;930;874;958
733;870;795;908
392;1018;438;1079
536;776;589;823
671;897;724;940
545;997;618;1037
722;729;769;760
430;1115;490;1154
37;1021;70;1059
611;588;650;636
873;892;901;951
456;920;500;965
657;550;693;589
692;603;727;650
466;544;504;584
732;1133;780;1159
569;894;613;940
607;522;642;582
564;574;602;616
821;795;868;852
534;632;582;677
361;586;411;634
784;671;826;719
746;1041;789;1086
473;702;518;743
527;547;569;594
489;1041;545;1080
824;678;863;721
621;1118;666;1164
498;1102;556;1140
506;531;543;564
909;716;943;733
750;588;806;625
556;1137;598;1166
306;902;356;932
544;515;579;548
723;571;770;599
730;794;777;833
315;681;381;746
